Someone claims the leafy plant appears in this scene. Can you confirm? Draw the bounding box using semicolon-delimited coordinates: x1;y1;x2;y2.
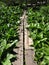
0;2;23;65
27;6;49;65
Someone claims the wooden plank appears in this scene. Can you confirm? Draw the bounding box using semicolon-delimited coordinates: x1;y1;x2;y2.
24;11;37;65
12;16;24;65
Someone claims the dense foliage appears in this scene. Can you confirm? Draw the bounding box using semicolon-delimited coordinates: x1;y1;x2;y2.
0;2;22;65
27;6;49;65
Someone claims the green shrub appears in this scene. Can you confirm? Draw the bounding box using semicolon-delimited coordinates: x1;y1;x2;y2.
27;5;49;65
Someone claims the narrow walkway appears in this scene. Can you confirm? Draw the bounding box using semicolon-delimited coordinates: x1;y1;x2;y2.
12;11;37;65
12;14;24;65
24;11;37;65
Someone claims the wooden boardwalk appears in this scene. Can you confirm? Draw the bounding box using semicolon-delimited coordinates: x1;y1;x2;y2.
12;11;37;65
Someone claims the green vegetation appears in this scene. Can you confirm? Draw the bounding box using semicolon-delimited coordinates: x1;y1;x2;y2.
0;1;49;65
27;6;49;65
0;2;22;65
